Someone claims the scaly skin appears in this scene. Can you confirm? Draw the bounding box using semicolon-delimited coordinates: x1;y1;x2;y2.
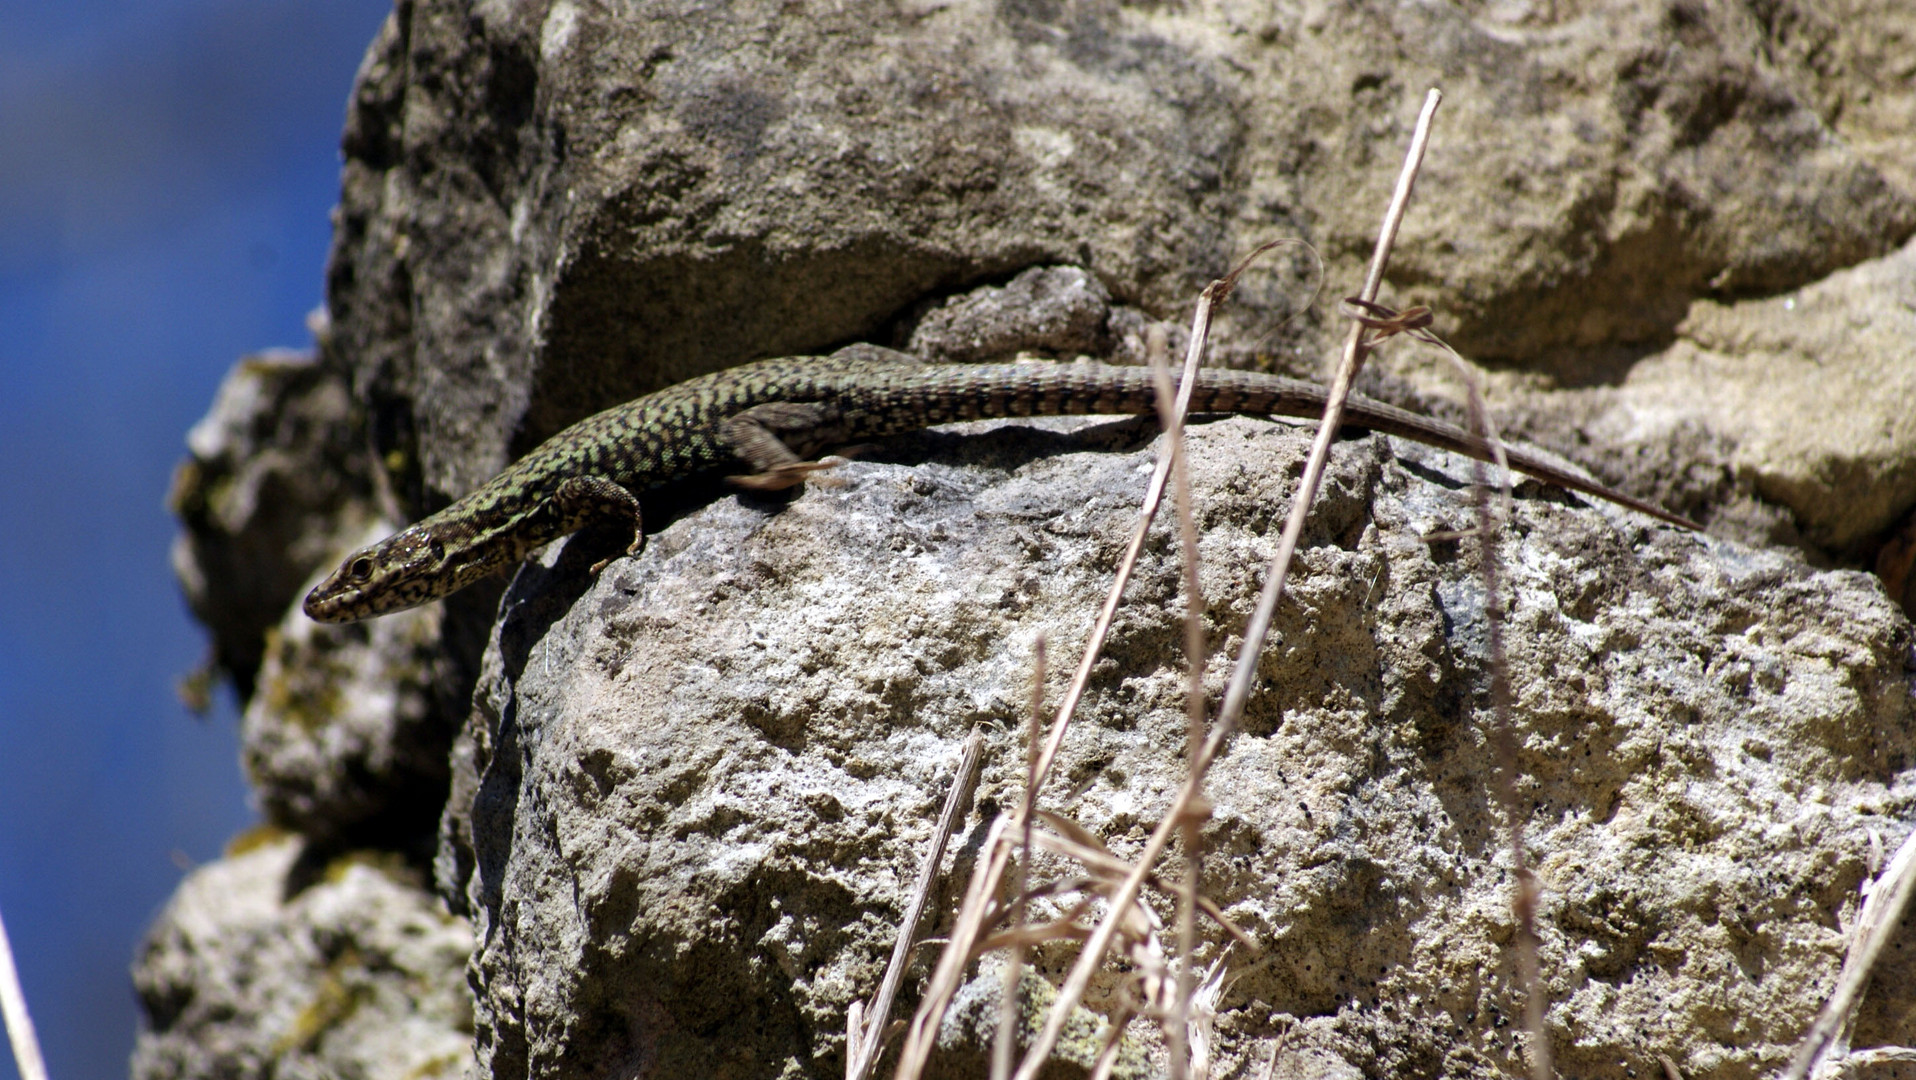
303;348;1697;622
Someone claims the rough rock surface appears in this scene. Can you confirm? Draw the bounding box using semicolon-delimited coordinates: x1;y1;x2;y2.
445;414;1915;1078
241;532;452;842
324;0;1916;552
150;0;1916;1078
931;964;1153;1079
906;265;1117;364
132;833;473;1080
1617;237;1916;552
167;347;376;698
1378;233;1916;561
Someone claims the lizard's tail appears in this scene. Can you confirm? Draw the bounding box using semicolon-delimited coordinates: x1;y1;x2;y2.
871;362;1701;530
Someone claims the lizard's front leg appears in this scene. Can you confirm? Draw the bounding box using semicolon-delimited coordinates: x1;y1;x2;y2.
549;475;646;572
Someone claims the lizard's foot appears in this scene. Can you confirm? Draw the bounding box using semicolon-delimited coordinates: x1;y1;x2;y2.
726;456;848;491
589;530;647;575
550;475;646;574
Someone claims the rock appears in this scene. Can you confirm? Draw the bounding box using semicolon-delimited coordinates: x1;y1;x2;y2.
132;832;473;1080
1336;0;1916;364
167;347;376;697
1391;234;1916;560
905;266;1116;363
170;346;503;845
1618;236;1916;552
443;413;1916;1077
930;963;1151;1080
240;529;454;844
1754;0;1916;198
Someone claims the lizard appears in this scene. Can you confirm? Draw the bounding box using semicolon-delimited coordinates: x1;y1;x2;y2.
303;344;1699;623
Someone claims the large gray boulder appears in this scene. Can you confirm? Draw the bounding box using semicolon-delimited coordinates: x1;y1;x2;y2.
446;414;1916;1078
132;834;472;1080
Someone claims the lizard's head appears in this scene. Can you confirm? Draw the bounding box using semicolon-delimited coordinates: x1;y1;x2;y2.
303;523;454;623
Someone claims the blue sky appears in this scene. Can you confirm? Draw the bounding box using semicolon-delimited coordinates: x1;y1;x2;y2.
0;2;393;1077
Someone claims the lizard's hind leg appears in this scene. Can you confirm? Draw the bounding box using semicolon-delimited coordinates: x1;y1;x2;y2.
719;402;849;490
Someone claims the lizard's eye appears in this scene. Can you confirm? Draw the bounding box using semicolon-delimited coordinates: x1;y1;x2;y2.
429;539;446;562
348;557;374;582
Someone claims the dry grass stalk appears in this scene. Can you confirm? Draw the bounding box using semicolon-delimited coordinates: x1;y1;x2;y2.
889;808;1182;1080
972;815;1250;959
847;725;988;1080
1784;823;1916;1080
845;1001;865;1080
1008;87;1446;1080
1031;237;1293;799
992;638;1047;1080
0;905;49;1080
1347;295;1551;1077
1455;356;1552;1080
1184;953;1232;1080
898;91;1448;1080
892;235;1285;1080
975;811;1245;1075
892;815;1014;1078
1147;319;1211;1080
1835;1047;1916;1072
1350;290;1553;1078
891;781;1249;1074
1211;88;1441;737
